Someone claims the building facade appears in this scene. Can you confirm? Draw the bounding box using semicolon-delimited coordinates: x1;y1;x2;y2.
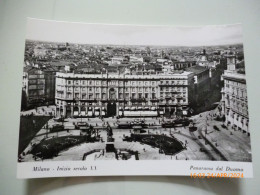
23;67;45;106
55;71;195;118
22;66;56;107
221;55;249;135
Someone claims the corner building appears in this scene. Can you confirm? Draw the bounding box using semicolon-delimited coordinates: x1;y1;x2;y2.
221;55;249;135
55;71;195;118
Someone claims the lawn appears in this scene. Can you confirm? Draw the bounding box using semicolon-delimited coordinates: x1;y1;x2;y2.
131;134;184;155
30;136;86;159
18;115;52;155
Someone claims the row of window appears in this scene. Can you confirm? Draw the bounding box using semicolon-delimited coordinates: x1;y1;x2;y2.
160;87;187;92
58;79;188;86
56;100;158;106
56;86;186;93
56;92;159;100
56;87;158;93
160;80;187;85
63;80;159;86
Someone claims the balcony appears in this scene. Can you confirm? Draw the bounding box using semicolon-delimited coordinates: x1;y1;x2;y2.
130;98;147;103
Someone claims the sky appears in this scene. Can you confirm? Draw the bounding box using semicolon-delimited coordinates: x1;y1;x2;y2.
26;18;243;46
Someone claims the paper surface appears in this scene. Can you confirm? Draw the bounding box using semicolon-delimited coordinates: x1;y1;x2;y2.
17;18;252;178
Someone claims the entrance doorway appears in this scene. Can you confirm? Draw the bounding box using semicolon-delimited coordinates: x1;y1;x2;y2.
66;106;71;118
107;102;117;117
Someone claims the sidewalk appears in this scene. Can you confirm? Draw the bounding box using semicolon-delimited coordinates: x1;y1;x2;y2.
191;109;252;162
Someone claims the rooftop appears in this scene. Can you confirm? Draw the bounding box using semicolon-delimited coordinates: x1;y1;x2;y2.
185;65;208;74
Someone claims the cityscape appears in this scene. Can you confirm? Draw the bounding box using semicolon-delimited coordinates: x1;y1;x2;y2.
18;39;251;162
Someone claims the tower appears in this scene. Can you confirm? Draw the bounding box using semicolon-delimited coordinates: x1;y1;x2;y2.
227;52;236;71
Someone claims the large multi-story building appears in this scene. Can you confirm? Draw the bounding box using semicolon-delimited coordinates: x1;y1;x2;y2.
55;71;195;118
23;67;45;106
22;66;56;107
221;55;249;135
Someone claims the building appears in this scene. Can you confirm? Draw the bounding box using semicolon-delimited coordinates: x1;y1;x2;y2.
55;71;195;118
197;49;209;67
172;61;196;70
22;66;57;107
43;66;57;105
221;55;249;135
22;67;45;107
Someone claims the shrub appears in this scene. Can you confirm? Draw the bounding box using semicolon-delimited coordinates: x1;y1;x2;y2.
213;125;220;131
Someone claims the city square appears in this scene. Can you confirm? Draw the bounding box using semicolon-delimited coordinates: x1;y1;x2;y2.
18;105;251;162
18;25;251;163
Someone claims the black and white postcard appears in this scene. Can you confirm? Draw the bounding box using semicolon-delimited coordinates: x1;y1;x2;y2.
17;18;253;178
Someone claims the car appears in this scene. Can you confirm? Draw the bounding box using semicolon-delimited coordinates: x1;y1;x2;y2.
131;119;147;128
117;122;132;129
53;117;67;122
75;122;89;129
173;118;191;126
162;121;175;128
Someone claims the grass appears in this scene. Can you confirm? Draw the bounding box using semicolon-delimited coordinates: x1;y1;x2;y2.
18;115;52;155
130;134;184;155
30;136;87;159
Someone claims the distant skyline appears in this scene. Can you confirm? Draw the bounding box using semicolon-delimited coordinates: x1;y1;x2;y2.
27;18;243;47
